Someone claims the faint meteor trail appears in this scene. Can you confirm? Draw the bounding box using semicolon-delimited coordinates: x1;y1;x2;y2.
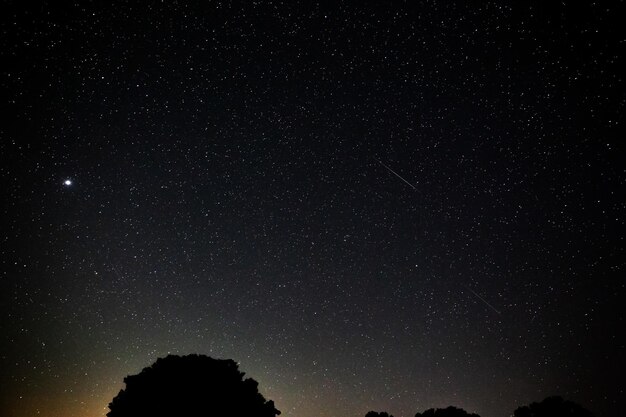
376;159;417;190
465;286;501;315
111;265;125;280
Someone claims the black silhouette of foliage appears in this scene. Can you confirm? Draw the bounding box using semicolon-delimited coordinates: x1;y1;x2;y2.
415;406;480;417
365;411;394;417
514;396;594;417
107;354;280;417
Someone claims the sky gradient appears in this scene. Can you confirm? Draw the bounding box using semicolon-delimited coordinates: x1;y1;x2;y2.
1;2;624;417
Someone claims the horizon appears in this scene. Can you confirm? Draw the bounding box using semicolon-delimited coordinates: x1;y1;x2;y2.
1;2;623;417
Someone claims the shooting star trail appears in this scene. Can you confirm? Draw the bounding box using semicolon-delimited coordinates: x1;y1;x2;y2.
111;265;125;280
376;159;417;190
465;286;501;315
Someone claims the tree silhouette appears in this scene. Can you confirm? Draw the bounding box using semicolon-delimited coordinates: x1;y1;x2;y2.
514;396;594;417
365;411;394;417
415;406;480;417
107;354;280;417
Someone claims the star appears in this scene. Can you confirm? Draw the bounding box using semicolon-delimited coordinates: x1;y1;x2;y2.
2;3;621;417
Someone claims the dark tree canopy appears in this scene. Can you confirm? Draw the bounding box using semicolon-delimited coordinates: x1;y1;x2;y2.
365;412;394;417
107;354;280;417
415;406;480;417
514;396;594;417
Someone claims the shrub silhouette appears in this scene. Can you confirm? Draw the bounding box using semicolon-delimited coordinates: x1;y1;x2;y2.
415;406;480;417
107;354;280;417
513;396;594;417
365;412;394;417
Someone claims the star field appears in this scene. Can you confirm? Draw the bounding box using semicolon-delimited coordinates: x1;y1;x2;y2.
1;2;624;417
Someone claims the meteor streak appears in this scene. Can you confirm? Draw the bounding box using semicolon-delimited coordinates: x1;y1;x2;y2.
466;286;501;315
376;159;417;190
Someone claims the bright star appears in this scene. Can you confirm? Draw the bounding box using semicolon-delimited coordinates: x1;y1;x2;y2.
64;179;72;186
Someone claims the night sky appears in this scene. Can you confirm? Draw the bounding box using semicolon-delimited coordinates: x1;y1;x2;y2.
1;2;624;417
